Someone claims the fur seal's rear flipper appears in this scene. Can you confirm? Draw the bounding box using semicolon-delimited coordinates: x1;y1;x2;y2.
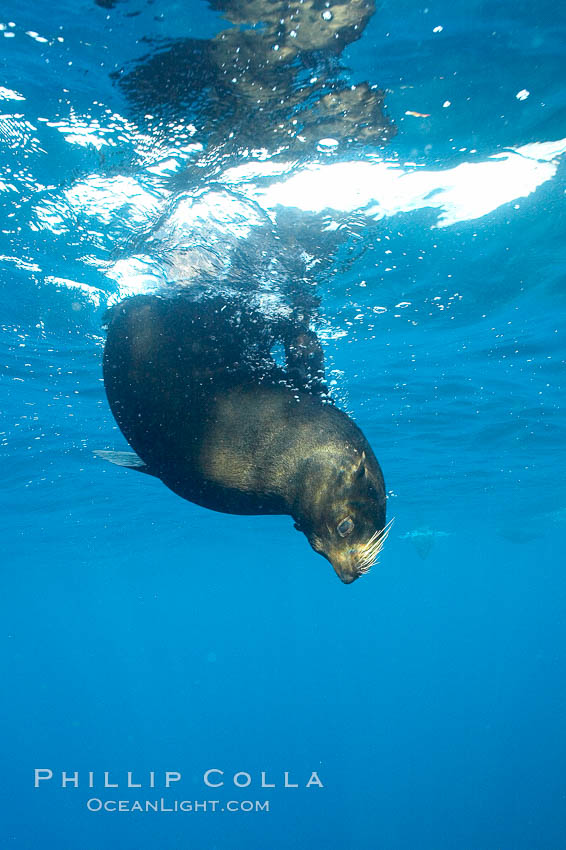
279;325;328;397
94;450;154;475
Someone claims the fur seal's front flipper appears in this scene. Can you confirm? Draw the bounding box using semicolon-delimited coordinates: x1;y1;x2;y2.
94;450;154;475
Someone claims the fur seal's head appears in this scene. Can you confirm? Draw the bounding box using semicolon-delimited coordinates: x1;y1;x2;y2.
294;448;391;584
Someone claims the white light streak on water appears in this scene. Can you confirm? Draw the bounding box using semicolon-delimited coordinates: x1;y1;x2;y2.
223;138;566;227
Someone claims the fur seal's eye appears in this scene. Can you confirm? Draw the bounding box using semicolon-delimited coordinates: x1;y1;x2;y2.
337;517;354;538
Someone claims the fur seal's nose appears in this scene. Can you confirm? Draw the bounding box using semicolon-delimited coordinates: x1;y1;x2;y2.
329;558;361;584
338;571;358;585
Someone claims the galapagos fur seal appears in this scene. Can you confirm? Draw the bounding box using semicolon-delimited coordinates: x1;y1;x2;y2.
98;295;391;583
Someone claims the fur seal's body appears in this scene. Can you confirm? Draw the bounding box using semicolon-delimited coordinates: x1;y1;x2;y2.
99;296;390;583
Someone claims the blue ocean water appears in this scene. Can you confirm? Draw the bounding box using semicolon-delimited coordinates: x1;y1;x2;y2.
1;1;565;848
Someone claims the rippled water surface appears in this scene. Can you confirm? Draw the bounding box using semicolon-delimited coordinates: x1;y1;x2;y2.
1;1;565;848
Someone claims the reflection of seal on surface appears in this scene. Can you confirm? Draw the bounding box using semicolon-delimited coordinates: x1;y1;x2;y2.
98;296;391;583
109;0;394;159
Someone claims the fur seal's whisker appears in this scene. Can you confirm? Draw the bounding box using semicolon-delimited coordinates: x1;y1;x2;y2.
359;534;387;563
359;532;380;557
363;517;394;549
365;529;381;546
355;518;395;573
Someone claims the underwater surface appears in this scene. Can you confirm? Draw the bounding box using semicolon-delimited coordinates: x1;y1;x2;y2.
1;0;565;847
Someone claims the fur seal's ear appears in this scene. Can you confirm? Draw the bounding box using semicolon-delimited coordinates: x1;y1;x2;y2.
355;451;367;480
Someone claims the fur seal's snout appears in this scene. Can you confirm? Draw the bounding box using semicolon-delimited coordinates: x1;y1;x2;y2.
339;572;358;586
308;520;394;584
323;519;395;584
293;451;390;583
